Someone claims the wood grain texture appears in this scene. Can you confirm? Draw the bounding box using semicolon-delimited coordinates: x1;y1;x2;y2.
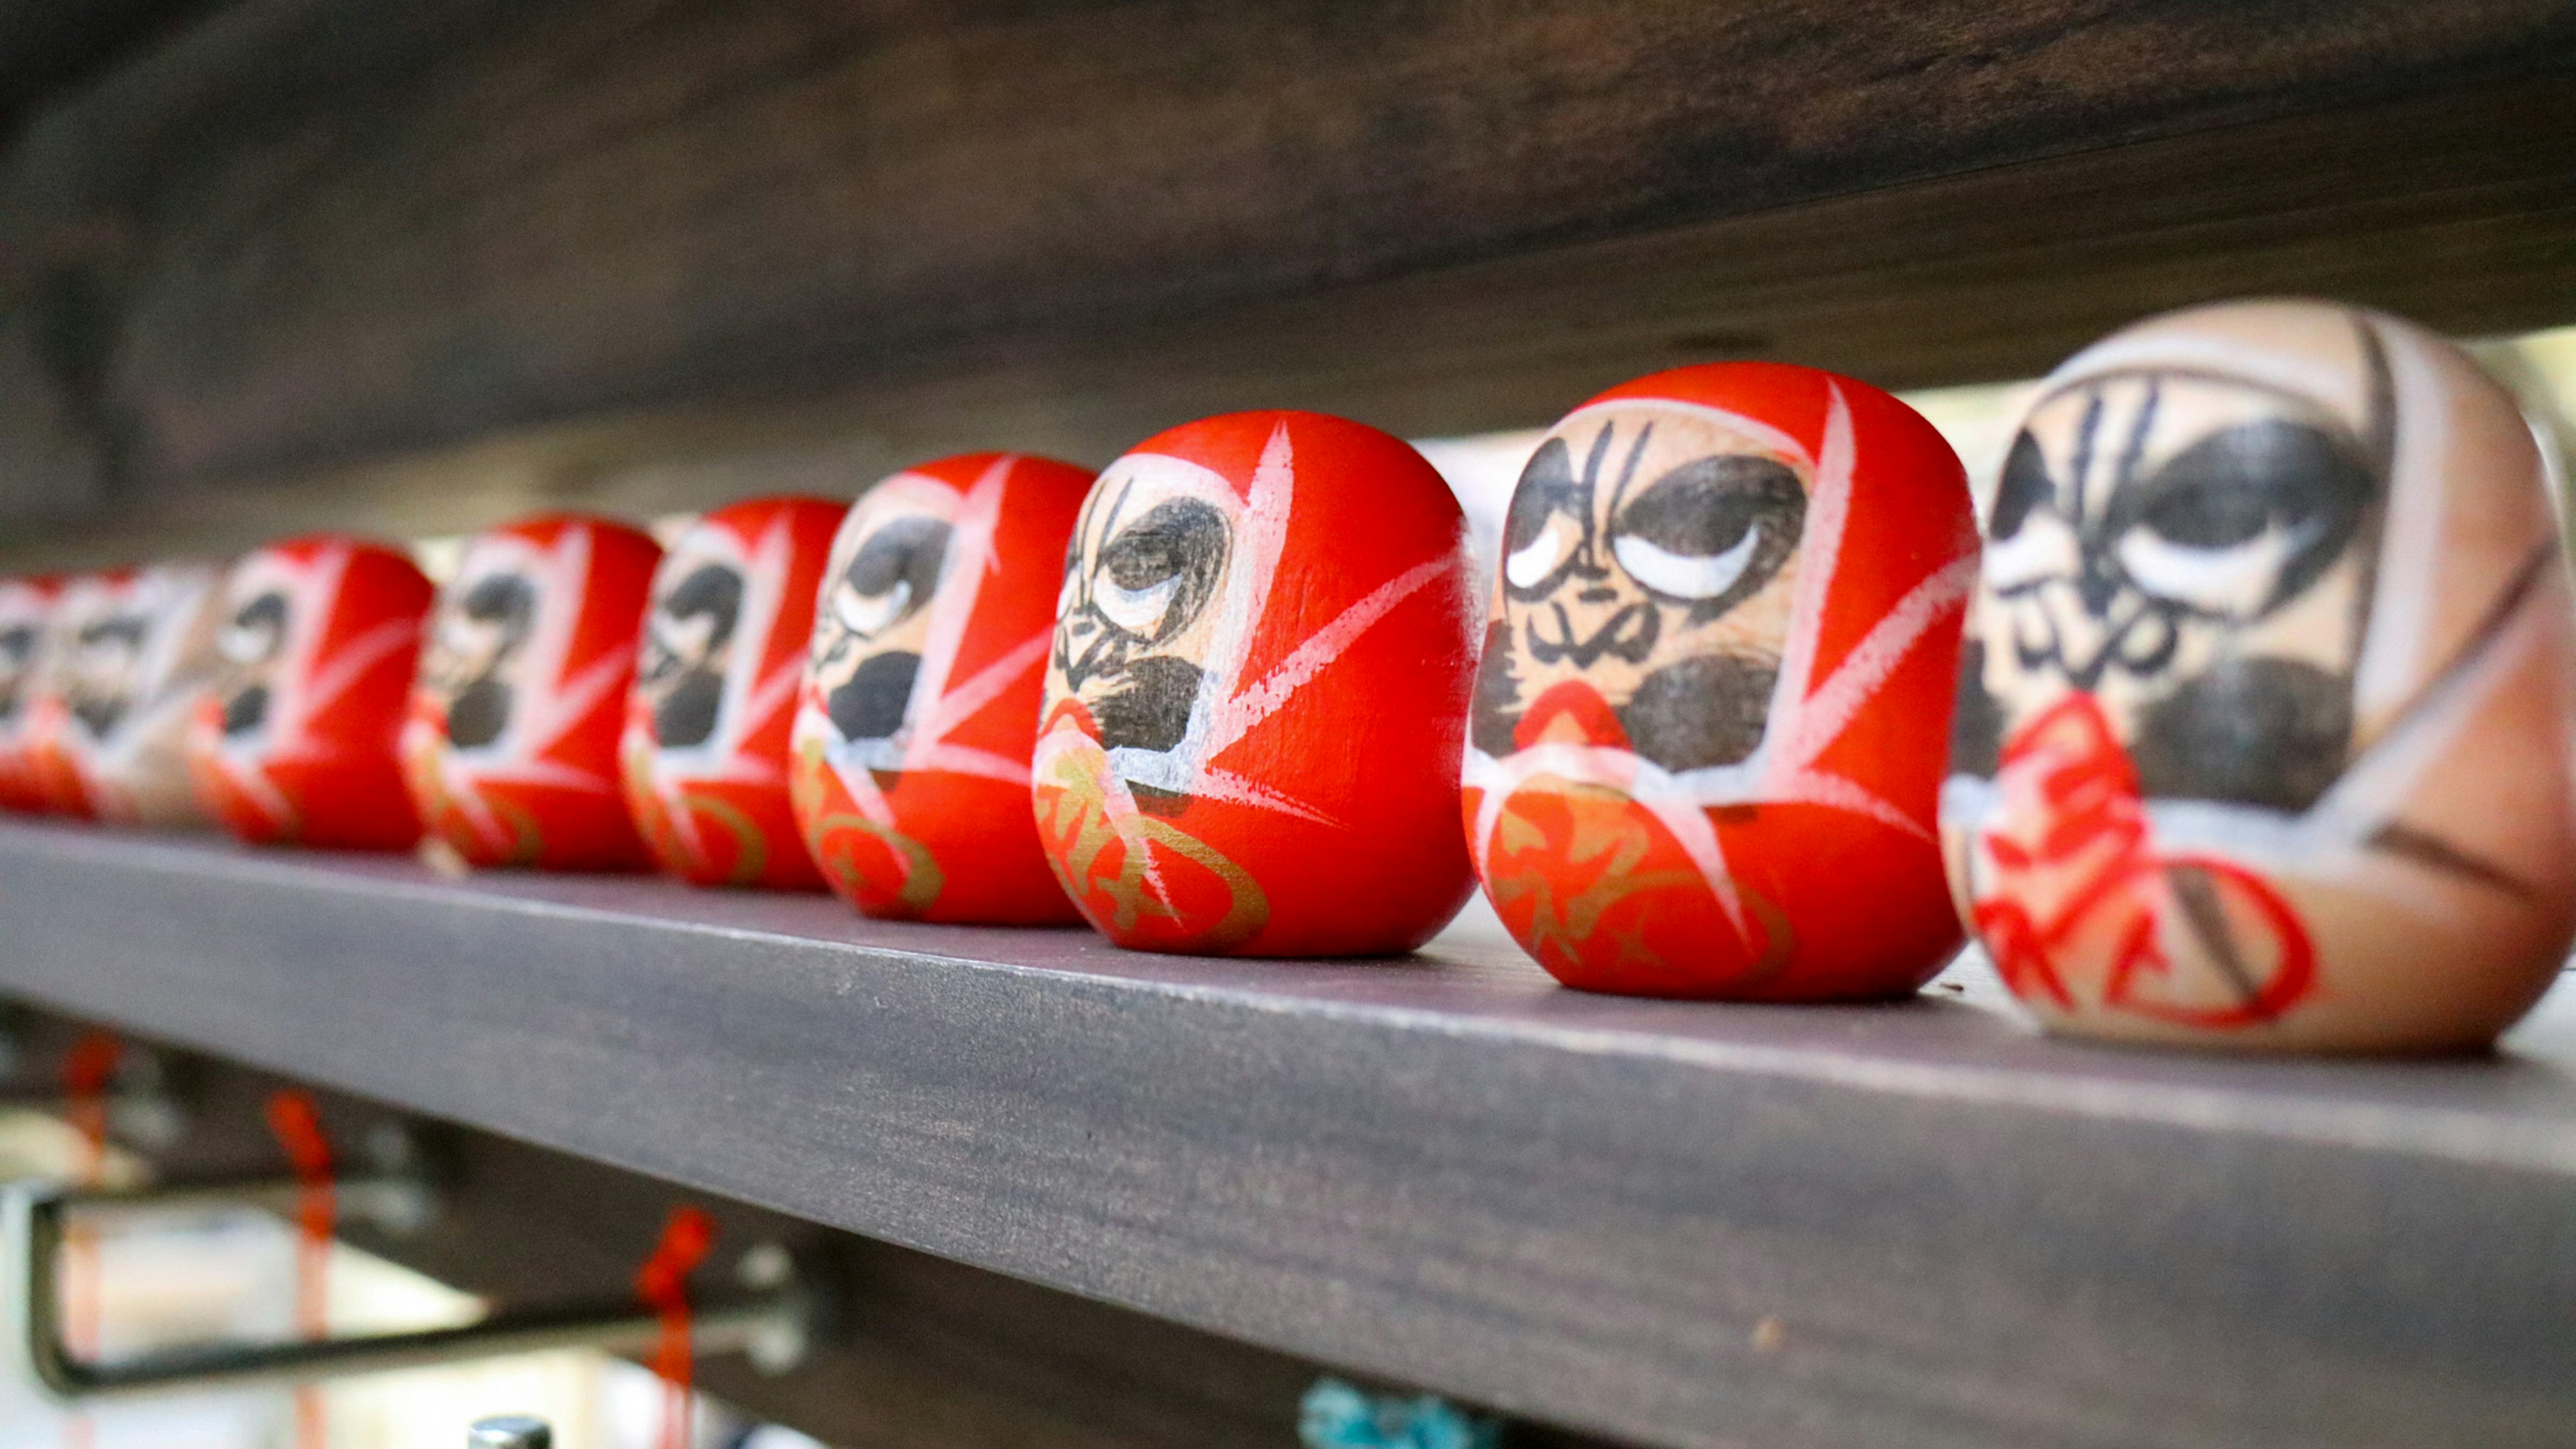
8;72;2574;571
0;821;2570;1448
0;0;215;133
0;0;2567;531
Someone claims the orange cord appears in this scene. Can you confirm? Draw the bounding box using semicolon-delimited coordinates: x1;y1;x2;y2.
634;1205;717;1449
265;1090;335;1449
59;1032;119;1449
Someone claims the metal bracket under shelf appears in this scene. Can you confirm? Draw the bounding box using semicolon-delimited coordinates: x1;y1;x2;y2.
0;1171;814;1402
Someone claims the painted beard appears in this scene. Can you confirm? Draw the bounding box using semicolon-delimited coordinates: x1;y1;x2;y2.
1955;358;2383;816
445;675;514;751
652;667;724;749
1472;633;1774;770
1085;655;1202;759
826;651;920;744
70;687;130;741
221;684;270;738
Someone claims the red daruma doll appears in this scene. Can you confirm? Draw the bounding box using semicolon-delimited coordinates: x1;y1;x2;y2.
621;497;841;888
1034;411;1481;955
0;576;60;812
402;514;661;869
187;535;434;850
790;454;1091;922
1463;363;1978;998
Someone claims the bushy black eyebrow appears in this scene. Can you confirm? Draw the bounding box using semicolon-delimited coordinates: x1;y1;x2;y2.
1603;420;1655;517
660;565;743;645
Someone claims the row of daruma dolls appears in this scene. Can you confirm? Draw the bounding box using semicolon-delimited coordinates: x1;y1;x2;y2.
1;299;2570;1055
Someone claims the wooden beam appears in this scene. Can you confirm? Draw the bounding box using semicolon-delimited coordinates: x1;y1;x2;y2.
0;0;216;136
0;0;2567;537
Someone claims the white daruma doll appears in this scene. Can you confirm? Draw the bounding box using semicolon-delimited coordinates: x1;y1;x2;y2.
790;453;1092;924
39;564;225;826
1033;411;1481;955
1943;299;2576;1052
17;571;115;816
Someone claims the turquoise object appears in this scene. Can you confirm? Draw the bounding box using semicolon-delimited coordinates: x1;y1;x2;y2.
1298;1378;1501;1449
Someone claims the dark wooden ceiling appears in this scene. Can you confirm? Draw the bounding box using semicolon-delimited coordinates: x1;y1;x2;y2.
0;0;215;138
0;0;2569;555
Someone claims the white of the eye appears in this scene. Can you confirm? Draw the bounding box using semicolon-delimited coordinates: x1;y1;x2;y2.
1982;513;2081;592
2118;519;2316;617
1613;527;1760;601
1097;575;1179;636
1503;518;1576;590
651;612;717;659
217;625;269;665
436;614;485;653
835;580;910;639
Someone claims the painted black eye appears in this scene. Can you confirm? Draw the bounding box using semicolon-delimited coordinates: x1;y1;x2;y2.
79;614;145;654
1501;437;1590;598
0;625;31;667
834;515;951;641
660;565;743;622
1093;498;1227;642
2138;421;2366;548
2112;419;2371;619
221;591;289;665
644;564;743;688
1608;454;1804;619
460;573;535;633
1991;432;2051;541
444;572;535;689
655;566;744;650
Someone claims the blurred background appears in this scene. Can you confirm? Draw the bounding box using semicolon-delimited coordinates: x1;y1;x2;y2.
0;3;2567;1448
0;1107;828;1449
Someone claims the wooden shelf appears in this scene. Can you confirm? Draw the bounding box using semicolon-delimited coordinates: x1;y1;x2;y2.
0;818;2569;1449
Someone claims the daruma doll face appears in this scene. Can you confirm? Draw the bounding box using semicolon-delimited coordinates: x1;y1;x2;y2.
403;514;661;870
19;572;123;816
1034;411;1480;957
186;535;433;851
1944;299;2576;1051
1464;362;1978;999
44;564;225;826
791;453;1093;924
620;496;843;889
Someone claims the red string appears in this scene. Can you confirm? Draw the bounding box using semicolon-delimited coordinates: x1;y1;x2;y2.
59;1033;119;1182
59;1032;118;1449
634;1205;716;1449
265;1090;335;1449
